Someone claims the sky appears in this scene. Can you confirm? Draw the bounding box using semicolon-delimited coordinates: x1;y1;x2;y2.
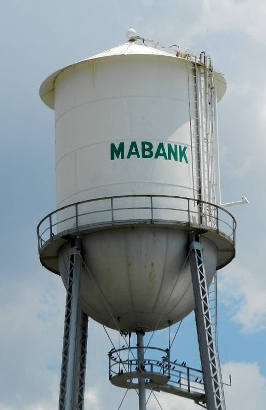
0;0;266;409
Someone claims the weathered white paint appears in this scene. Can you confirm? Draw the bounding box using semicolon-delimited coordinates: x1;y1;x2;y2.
40;40;225;211
58;227;218;331
40;39;230;330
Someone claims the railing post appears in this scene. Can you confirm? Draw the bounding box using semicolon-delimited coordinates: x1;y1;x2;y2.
150;196;153;222
216;207;219;233
75;204;78;230
188;198;191;227
49;214;52;239
111;197;114;223
187;367;190;392
37;227;40;250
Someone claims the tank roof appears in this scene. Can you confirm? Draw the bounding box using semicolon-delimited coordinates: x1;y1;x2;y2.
88;40;180;59
40;38;227;109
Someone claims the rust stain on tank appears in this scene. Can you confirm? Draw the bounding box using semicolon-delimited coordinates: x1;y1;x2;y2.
149;262;155;282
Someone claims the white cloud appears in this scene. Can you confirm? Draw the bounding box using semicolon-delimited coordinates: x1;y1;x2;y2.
0;271;126;410
231;154;254;177
0;405;13;410
0;275;64;410
148;392;198;409
219;261;266;332
223;362;266;410
0;394;58;410
181;0;266;45
259;88;266;133
138;0;266;49
227;81;255;97
84;387;101;410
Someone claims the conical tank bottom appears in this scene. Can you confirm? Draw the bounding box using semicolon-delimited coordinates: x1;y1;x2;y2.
58;226;217;332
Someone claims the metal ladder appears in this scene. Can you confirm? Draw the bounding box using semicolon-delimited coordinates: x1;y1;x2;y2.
188;56;219;227
189;60;202;204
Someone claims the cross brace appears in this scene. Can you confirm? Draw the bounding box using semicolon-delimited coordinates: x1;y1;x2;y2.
189;240;226;410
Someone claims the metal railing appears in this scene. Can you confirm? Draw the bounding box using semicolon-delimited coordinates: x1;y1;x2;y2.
108;346;205;396
109;346;170;379
37;195;236;250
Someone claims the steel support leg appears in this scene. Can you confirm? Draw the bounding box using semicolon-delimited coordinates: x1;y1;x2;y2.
137;331;146;410
59;241;89;410
189;240;226;410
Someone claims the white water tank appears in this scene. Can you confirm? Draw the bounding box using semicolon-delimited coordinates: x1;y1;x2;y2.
40;39;225;209
39;35;234;332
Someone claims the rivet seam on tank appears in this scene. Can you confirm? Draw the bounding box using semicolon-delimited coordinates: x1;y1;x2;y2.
110;141;189;163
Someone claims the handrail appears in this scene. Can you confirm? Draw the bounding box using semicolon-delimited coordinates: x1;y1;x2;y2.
109;345;168;355
37;194;236;250
108;345;205;397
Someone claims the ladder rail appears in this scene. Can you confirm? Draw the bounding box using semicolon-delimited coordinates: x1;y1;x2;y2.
187;58;219;231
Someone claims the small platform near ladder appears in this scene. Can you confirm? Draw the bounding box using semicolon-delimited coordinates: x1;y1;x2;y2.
108;346;206;405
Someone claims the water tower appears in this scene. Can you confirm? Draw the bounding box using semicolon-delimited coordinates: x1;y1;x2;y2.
37;29;236;410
